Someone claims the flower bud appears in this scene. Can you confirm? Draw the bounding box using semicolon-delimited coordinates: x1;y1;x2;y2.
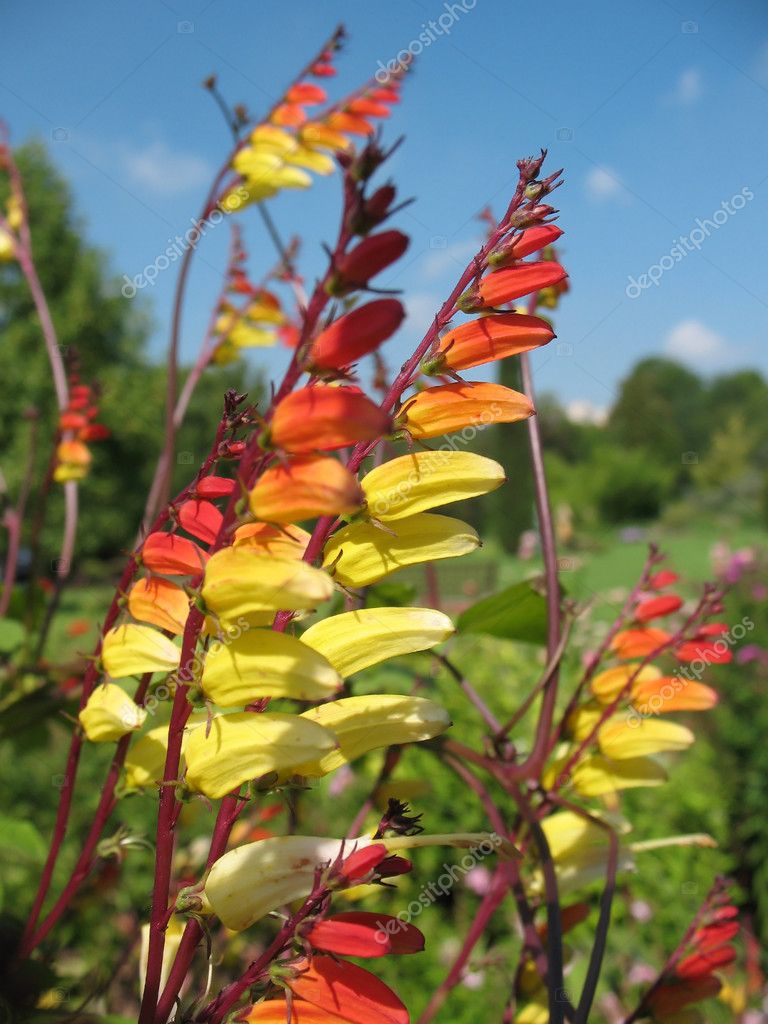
488;225;563;266
309;299;404;369
330;230;409;294
471;262;567;308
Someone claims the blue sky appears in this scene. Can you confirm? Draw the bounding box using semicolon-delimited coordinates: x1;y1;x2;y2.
2;0;768;421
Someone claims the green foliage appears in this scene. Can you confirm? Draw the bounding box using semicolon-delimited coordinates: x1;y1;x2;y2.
456;578;549;645
592;446;673;523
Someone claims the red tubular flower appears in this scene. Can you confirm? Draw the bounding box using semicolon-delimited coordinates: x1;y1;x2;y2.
311;62;337;77
650;569;679;589
79;423;109;441
462;261;567;310
195;475;236;499
692;919;740;953
634;594;683;622
347;98;391;118
425;312;554;373
177;499;224;545
675;639;733;664
646;975;722;1017
59;411;88;430
676;946;736;979
142;532;208;575
369;88;400;103
489;224;564;265
269;386;391;453
286;957;409;1024
339;844;389;882
332;231;410;292
309;299;405;369
306;912;424;957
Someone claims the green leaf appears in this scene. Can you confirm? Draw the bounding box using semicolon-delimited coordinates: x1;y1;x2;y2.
0;815;47;863
456;579;549;645
0;617;25;654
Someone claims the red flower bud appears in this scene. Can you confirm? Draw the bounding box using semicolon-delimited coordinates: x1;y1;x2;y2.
195;475;236;499
675;640;732;664
311;62;337;77
306;912;424;957
489;225;563;265
332;231;409;292
59;411;88;431
310;299;405;369
466;261;567;309
287;82;328;104
634;594;683;623
369;88;400;103
650;569;679;589
177;499;224;545
348;98;391;119
340;843;388;881
676;945;736;980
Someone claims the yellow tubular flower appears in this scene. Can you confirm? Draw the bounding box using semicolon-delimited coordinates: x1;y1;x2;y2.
123;714;207;790
598;718;695;759
530;810;635;895
299;122;353;152
184;712;338;799
284;145;335;174
361;450;506;521
79;683;147;742
201;547;335;621
200;629;342;706
201;831;515;930
233;523;311;558
227;323;276;348
294;693;452;775
590;663;661;703
568;754;668;796
101;624;181;678
322;513;480;587
248;125;298;153
300;606;455;677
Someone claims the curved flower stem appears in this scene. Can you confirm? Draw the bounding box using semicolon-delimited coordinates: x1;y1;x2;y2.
25;673;152;950
19;427;231;958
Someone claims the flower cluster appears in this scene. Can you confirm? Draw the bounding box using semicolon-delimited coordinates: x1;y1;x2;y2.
53;369;109;483
222;31;406;213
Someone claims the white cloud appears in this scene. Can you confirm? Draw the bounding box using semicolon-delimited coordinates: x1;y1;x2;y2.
664;319;728;365
666;68;702;106
585;166;624;201
565;399;608;426
122;140;212;196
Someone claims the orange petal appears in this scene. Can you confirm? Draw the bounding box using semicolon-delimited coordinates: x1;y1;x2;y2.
127;577;191;635
326;111;375;136
287;957;409;1024
397;381;533;440
233;522;311;558
142;532;208;576
249;455;364;522
631;677;718;713
178;499;224;544
427;313;554;373
269;387;391;453
609;627;671;659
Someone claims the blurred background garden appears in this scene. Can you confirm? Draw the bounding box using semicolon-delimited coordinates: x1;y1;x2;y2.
1;1;767;1020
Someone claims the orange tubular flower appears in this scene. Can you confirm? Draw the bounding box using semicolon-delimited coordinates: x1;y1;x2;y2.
57;440;92;467
306;913;424;958
242;1003;348;1023
142;532;208;575
396;382;534;440
462;261;567;310
309;299;405;370
632;677;718;713
609;627;671;659
233;522;311;558
332;231;410;292
287;82;328;104
248;456;364;522
424;312;554;374
286;957;409;1024
177;499;224;544
269;387;392;453
127;577;191;635
675;638;733;664
326;111;375;136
